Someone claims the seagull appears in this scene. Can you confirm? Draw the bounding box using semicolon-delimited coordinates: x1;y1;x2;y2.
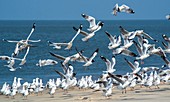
113;46;137;57
108;72;134;94
100;56;116;73
134;30;158;42
3;56;22;71
96;78;113;97
48;24;82;50
77;48;99;67
36;59;58;67
141;67;159;73
49;50;87;65
81;14;104;32
133;40;150;61
112;3;135;16
73;26;97;42
124;58;141;74
105;31;121;49
3;23;40;56
119;26;158;42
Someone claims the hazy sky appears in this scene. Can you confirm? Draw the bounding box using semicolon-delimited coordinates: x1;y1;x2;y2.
0;0;169;20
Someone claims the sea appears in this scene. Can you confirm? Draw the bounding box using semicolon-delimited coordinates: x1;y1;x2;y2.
0;20;170;86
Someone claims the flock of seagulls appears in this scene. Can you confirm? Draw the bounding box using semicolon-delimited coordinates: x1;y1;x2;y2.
0;3;170;100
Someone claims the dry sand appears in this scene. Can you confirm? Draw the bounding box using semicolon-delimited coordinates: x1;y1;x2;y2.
0;83;170;102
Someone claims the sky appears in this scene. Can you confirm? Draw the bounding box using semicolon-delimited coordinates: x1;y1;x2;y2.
0;0;169;20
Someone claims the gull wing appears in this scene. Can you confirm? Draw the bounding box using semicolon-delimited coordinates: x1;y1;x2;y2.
81;14;96;28
55;70;66;79
2;39;19;43
89;48;99;61
108;72;124;85
75;48;88;62
142;32;157;42
124;58;136;71
27;39;41;42
105;31;116;44
162;42;169;49
133;41;143;56
100;56;111;71
49;52;66;61
73;27;88;36
122;49;137;57
60;62;67;74
26;23;36;41
119;26;130;38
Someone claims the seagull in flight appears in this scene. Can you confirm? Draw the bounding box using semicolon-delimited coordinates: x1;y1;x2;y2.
48;24;82;50
73;26;97;42
36;59;58;67
112;3;135;16
3;23;40;56
100;56;116;73
124;58;141;74
105;31;121;49
76;48;99;67
81;14;104;32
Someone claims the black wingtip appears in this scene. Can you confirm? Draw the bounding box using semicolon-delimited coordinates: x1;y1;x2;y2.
105;31;111;36
32;23;36;29
81;14;86;18
124;58;127;61
49;52;55;56
119;26;123;29
73;26;78;31
95;48;99;52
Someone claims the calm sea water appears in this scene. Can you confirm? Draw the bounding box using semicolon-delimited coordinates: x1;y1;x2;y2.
0;20;170;86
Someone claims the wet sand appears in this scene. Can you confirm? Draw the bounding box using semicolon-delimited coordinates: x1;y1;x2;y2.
0;83;170;102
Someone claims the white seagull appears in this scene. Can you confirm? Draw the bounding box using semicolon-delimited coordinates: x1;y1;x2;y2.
36;59;58;67
49;50;88;65
100;56;116;73
124;58;141;74
81;14;104;32
105;31;121;49
3;23;40;56
73;26;97;42
112;3;135;16
77;48;99;67
48;24;82;50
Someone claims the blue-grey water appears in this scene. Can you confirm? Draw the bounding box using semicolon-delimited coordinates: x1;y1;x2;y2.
0;20;170;86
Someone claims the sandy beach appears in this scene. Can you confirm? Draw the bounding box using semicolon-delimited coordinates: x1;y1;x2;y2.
0;83;170;102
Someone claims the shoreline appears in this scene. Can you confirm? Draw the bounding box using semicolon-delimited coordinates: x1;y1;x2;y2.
0;83;170;102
